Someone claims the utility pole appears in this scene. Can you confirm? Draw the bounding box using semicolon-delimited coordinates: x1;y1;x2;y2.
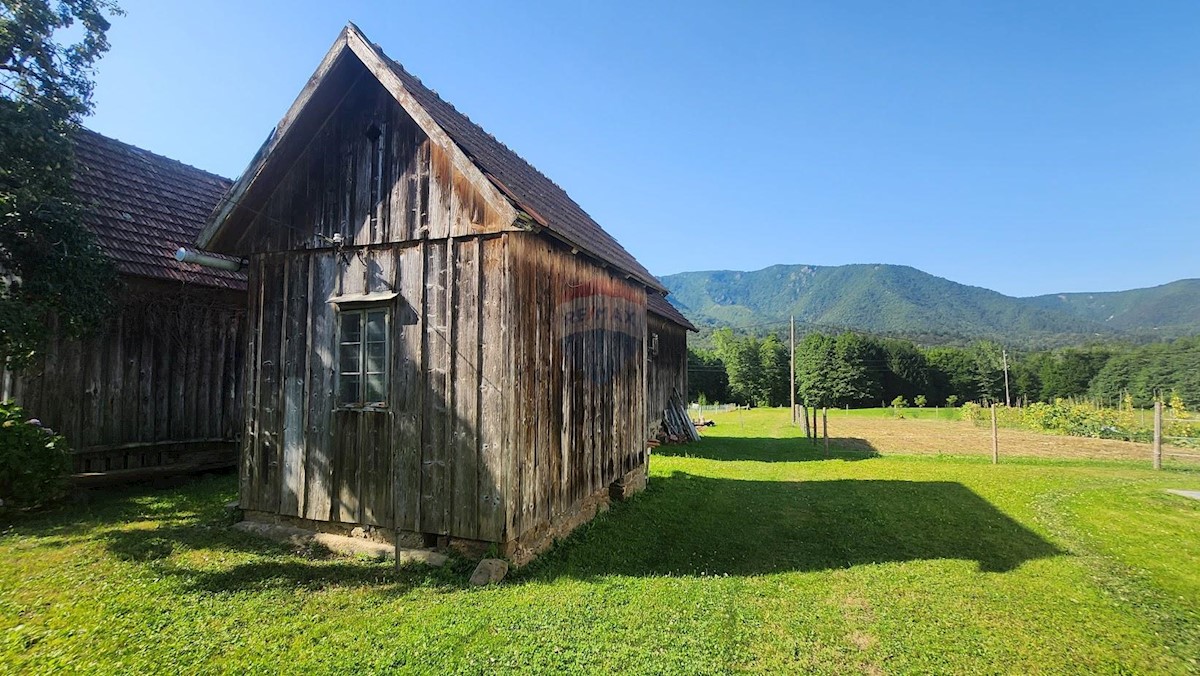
790;315;796;425
1002;348;1011;408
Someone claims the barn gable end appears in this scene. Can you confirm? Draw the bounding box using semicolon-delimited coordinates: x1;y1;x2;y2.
204;24;687;562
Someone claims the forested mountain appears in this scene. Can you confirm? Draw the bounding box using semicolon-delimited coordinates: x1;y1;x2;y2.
660;264;1198;346
1024;279;1200;335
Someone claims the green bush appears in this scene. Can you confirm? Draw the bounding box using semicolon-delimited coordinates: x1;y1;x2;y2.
0;401;71;510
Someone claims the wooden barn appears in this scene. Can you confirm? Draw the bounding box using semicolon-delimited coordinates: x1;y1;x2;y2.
647;294;698;435
197;24;691;561
4;130;247;484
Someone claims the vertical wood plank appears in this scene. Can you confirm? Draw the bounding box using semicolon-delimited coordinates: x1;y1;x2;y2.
421;240;449;534
257;255;285;512
333;410;360;523
478;237;506;541
451;238;481;539
393;243;425;532
304;254;337;522
280;255;309;517
194;309;212;440
241;258;264;510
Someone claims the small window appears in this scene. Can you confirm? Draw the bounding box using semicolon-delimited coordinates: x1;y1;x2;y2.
338;308;389;407
650;332;660;358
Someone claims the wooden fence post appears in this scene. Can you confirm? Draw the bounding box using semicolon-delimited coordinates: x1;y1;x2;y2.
1153;401;1163;470
990;403;998;465
822;407;829;455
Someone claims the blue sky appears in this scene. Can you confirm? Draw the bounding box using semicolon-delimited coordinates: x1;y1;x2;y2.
86;1;1200;297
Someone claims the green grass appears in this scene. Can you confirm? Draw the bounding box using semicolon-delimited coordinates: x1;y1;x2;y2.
3;409;1199;673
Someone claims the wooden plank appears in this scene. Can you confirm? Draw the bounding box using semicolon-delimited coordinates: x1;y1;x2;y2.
223;309;242;441
241;258;264;510
304;254;337;522
210;308;228;440
182;303;201;440
478;237;506;541
367;247;396;295
169;306;187;443
387;114;412;242
450;239;481;539
377;117;393;243
426;145;450;240
340;247;368;297
420;240;448;534
352;110;373;247
79;329;104;449
194;309;212;443
150;310;170;444
501;236;518;540
362;410;393;526
518;238;536;534
535;255;549;520
417;140;431;238
280;255;309;517
257;255;286;512
392;243;425;532
333;410;360;523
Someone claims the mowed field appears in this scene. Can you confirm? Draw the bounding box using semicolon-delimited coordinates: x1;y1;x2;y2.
806;407;1200;466
2;408;1199;673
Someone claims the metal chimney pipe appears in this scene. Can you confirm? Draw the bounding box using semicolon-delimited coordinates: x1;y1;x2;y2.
174;247;245;272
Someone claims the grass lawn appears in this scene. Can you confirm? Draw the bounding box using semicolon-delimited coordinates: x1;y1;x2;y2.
3;408;1199;674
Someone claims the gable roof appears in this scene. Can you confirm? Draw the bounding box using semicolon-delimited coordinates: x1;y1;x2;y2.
648;293;698;332
74;129;244;291
377;53;663;292
198;23;664;293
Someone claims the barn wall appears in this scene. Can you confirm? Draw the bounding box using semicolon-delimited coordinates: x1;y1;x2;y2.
10;277;246;473
504;233;647;540
240;237;512;542
646;313;688;432
232;66;513;256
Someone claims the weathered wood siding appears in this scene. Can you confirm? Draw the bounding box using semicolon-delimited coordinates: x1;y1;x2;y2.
240;238;511;541
10;278;246;472
233;63;652;545
230;65;513;256
504;233;647;539
646;313;689;433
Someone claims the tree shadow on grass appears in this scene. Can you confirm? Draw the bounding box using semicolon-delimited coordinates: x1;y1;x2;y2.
1;472;239;549
522;472;1062;580
654;436;879;462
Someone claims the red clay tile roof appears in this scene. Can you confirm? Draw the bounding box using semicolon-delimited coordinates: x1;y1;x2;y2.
648;293;697;332
73;129;245;290
381;55;665;293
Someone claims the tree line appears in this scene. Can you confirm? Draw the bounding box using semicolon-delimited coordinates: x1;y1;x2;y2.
689;328;1200;409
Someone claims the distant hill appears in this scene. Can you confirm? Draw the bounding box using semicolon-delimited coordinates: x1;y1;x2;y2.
659;264;1200;346
1024;279;1200;335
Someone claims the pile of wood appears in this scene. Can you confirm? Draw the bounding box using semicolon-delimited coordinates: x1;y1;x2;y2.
662;389;701;443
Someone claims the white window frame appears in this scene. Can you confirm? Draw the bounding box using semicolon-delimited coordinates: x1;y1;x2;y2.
336;306;390;410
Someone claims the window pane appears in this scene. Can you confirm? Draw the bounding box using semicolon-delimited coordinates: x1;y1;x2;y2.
366;311;386;342
339;343;362;374
341;312;362;343
365;373;386;403
366;341;386;374
338;374;361;405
